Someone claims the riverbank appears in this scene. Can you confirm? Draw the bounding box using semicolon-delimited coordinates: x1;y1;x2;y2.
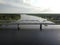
0;14;60;30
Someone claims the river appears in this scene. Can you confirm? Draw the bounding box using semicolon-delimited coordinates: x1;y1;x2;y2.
0;15;60;45
1;14;60;30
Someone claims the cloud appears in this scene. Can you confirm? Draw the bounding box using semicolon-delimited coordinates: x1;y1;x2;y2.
0;0;52;13
0;0;22;3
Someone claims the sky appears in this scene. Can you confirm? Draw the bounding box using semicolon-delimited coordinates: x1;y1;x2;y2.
0;0;60;13
23;0;60;13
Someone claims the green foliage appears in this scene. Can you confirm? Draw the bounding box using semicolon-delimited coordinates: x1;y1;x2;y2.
27;14;60;24
0;14;21;23
0;14;21;20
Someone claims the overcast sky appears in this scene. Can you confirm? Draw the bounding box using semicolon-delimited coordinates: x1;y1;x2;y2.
0;0;60;13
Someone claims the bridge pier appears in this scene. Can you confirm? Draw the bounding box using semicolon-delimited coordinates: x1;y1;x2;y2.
17;24;20;31
40;24;42;31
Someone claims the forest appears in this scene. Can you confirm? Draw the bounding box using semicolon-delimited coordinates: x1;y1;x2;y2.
0;14;21;23
0;14;21;20
28;14;60;24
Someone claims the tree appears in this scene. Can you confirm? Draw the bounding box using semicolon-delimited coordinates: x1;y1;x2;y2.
27;14;60;24
0;14;21;27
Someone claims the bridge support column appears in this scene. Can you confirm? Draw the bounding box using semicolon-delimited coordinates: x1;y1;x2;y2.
17;24;20;31
40;24;42;31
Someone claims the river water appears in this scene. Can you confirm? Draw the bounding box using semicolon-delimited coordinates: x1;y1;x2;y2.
0;15;60;45
1;14;60;30
0;29;60;45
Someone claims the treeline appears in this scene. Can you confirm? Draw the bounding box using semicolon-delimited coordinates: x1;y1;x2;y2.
0;14;21;20
27;14;60;24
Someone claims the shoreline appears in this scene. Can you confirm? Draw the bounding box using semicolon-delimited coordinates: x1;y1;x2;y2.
0;15;60;30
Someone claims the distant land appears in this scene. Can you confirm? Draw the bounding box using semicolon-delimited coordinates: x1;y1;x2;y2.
27;14;60;24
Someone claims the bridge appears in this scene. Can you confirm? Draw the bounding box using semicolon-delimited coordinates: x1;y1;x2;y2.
0;14;60;31
0;20;56;31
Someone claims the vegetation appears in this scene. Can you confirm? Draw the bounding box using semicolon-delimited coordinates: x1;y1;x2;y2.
0;14;21;27
0;14;21;20
0;14;21;23
27;14;60;24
